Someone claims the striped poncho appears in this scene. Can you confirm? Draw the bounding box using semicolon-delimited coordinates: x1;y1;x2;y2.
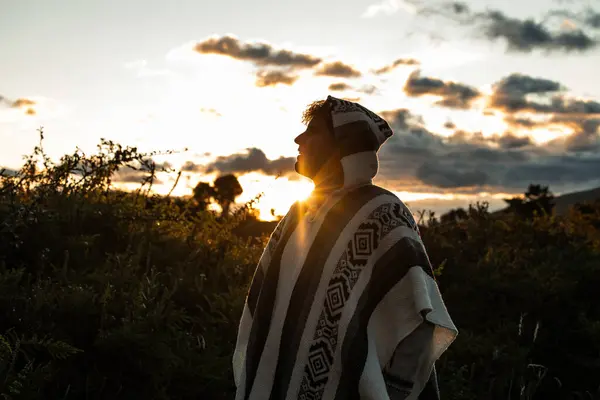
233;96;458;400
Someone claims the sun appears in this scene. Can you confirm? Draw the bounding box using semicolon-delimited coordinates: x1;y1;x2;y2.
236;173;314;221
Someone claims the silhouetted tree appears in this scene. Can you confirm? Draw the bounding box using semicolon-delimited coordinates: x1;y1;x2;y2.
504;184;555;218
213;174;243;217
192;181;215;211
440;207;468;224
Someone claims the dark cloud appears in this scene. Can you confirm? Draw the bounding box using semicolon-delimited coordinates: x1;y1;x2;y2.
489;73;600;116
380;108;424;131
194;35;322;69
494;73;563;95
490;73;563;112
505;115;546;129
482;11;596;52
421;3;599;53
416;162;489;188
315;61;362;78
376;108;600;192
373;58;420;74
491;93;600;114
586;10;600;28
404;70;481;109
205;148;296;177
255;70;299;87
552;116;600;133
494;133;534;149
181;161;204;172
551;117;600;152
444;121;456;129
328;82;353;91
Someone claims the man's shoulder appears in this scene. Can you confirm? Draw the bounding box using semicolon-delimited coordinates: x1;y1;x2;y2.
366;185;410;208
359;185;419;231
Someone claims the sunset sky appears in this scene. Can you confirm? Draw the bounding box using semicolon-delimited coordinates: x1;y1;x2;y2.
2;0;600;220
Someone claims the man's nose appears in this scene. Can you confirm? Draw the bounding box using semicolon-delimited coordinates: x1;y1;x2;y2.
294;132;305;145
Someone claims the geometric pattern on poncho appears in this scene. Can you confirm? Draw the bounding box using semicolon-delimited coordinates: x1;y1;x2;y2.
298;202;419;399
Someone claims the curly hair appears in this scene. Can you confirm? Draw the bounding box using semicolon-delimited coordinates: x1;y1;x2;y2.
301;99;328;125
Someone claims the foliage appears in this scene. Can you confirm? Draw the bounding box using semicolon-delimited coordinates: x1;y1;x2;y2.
503;184;556;218
426;200;600;399
0;131;263;399
191;174;244;218
0;131;598;399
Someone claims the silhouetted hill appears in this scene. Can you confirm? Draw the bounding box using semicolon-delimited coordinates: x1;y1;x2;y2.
553;186;600;215
493;185;600;216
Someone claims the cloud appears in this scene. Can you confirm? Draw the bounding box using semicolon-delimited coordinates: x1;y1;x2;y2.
111;160;172;184
373;58;420;74
194;35;322;69
255;70;299;87
314;61;362;78
585;10;600;28
11;98;36;108
112;168;165;185
376;108;600;192
493;132;534;149
420;3;599;53
494;73;564;95
551;116;600;152
444;121;456;129
358;85;379;95
404;70;481;109
329;82;353;91
181;161;204;172
547;8;600;30
362;0;418;18
489;73;600;116
205;148;297;177
490;73;563;112
482;11;596;52
0;95;37;116
380;108;424;131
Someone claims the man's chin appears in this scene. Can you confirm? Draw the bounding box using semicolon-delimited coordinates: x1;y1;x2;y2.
294;161;313;179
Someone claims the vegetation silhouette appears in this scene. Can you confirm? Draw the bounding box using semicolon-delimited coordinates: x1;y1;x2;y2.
503;184;556;219
192;175;244;218
0;131;598;399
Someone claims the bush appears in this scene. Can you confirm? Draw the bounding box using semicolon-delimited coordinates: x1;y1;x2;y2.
422;202;600;400
0;132;264;399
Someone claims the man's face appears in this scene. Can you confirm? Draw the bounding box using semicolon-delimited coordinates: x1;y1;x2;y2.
294;114;337;180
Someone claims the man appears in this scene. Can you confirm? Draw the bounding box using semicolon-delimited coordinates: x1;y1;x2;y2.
233;96;458;400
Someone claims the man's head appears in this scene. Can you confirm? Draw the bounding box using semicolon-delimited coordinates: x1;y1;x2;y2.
294;100;341;181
